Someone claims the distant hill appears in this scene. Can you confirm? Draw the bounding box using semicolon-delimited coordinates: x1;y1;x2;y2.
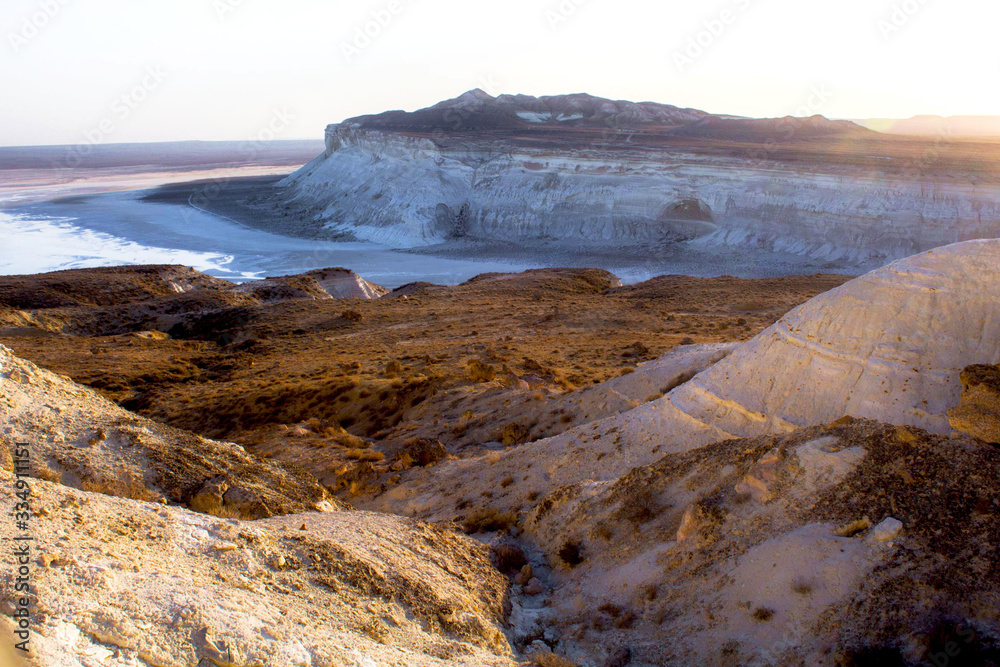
344;90;873;142
853;115;1000;138
666;115;875;142
345;89;711;133
0;139;325;171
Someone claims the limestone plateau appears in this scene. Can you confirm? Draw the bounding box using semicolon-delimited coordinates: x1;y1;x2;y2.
267;90;1000;268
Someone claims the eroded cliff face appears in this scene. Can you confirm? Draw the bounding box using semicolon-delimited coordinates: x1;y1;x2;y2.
280;125;1000;264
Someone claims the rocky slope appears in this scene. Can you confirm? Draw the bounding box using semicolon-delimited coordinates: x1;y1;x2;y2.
0;341;517;666
0;469;516;667
272;91;1000;265
515;418;1000;665
0;343;333;518
374;239;1000;521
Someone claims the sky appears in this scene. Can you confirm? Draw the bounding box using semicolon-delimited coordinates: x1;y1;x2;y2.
1;0;998;146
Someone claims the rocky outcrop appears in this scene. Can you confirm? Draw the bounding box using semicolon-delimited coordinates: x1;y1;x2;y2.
0;470;516;667
0;265;231;310
0;344;333;518
234;268;387;302
347;89;711;133
515;419;1000;665
949;364;1000;444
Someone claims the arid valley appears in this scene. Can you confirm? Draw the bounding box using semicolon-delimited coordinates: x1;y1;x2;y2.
5;4;1000;663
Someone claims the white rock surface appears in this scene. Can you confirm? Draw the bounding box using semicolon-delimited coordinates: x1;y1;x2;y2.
280;127;1000;264
306;267;388;299
376;240;1000;521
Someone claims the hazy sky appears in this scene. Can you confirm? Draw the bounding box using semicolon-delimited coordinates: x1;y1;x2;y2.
2;0;997;146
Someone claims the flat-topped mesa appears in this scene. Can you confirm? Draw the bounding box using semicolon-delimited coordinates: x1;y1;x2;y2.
280;91;1000;258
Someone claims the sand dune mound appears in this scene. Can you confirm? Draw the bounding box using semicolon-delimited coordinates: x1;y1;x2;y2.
0;344;332;518
376;240;1000;522
0;471;515;667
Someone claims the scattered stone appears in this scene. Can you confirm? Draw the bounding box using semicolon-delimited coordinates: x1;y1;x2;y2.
868;517;904;543
735;448;783;502
189;477;229;515
524;578;545;595
396;438;448;467
675;505;702;544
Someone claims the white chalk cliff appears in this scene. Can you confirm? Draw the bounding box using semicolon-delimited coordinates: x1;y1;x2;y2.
278;91;1000;265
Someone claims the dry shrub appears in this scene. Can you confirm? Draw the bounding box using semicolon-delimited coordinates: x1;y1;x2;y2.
345;449;385;462
616;488;664;526
80;472;159;502
341;309;363;323
496;422;531;447
557;540;585;568
33;465;62;483
489;542;527;574
467;360;496;382
462;508;518;534
384;360;403;378
532;652;578;667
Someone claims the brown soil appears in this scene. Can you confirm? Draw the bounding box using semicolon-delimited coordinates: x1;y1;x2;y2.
0;265;849;500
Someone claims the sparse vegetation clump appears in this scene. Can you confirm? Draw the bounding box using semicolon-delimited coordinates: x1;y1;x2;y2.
615;488;664;526
557;539;585;568
462;508;518;534
468;359;496;382
496;422;531;447
489;542;527;574
344;448;385;462
531;651;578;667
341;309;363;323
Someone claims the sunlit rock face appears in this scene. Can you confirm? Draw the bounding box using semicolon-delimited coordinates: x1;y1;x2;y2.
374;240;1000;525
279;91;1000;262
670;239;1000;437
